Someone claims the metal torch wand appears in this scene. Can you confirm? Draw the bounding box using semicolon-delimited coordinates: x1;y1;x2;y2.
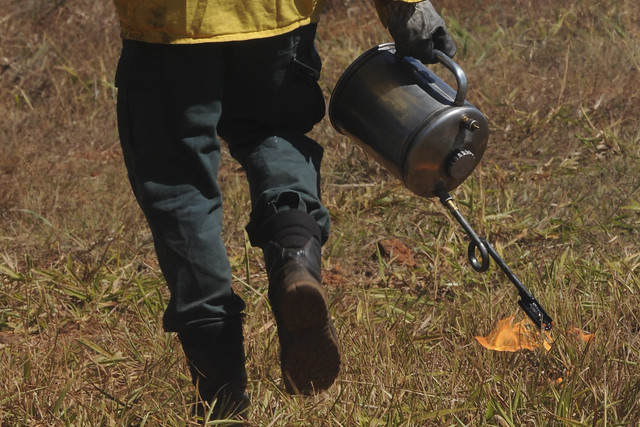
439;192;553;331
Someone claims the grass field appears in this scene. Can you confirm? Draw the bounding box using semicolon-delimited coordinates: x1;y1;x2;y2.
1;0;639;425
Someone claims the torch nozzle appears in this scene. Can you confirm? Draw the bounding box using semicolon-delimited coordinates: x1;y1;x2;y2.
439;192;554;331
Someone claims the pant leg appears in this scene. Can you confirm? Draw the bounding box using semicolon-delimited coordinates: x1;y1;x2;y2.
115;40;245;333
217;24;330;248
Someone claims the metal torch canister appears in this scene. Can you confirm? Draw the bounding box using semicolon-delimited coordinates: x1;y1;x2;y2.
329;43;489;198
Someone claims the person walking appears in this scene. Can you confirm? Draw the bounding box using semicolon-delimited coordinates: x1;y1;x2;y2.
111;0;455;419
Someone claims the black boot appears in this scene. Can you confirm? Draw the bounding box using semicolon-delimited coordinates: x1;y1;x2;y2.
177;319;250;419
262;210;341;395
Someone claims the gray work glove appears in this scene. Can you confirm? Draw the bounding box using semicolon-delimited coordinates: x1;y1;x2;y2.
386;0;456;64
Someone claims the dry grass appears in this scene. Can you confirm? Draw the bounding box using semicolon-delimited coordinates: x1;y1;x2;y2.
1;0;640;425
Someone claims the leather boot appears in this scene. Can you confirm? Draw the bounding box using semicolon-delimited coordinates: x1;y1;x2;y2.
262;210;341;395
178;319;250;419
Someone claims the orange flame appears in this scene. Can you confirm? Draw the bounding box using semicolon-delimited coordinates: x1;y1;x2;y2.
568;326;594;344
475;315;552;352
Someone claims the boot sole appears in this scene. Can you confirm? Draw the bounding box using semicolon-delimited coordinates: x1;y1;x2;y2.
276;276;341;395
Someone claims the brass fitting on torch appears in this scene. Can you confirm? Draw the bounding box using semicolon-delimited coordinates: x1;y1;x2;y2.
443;197;457;212
461;115;480;131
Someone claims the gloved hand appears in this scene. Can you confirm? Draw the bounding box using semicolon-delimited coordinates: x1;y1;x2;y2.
385;0;456;64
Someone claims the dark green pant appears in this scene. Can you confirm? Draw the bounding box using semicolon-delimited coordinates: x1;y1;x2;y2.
115;25;330;333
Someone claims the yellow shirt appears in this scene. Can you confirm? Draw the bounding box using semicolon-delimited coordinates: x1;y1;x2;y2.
113;0;422;44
